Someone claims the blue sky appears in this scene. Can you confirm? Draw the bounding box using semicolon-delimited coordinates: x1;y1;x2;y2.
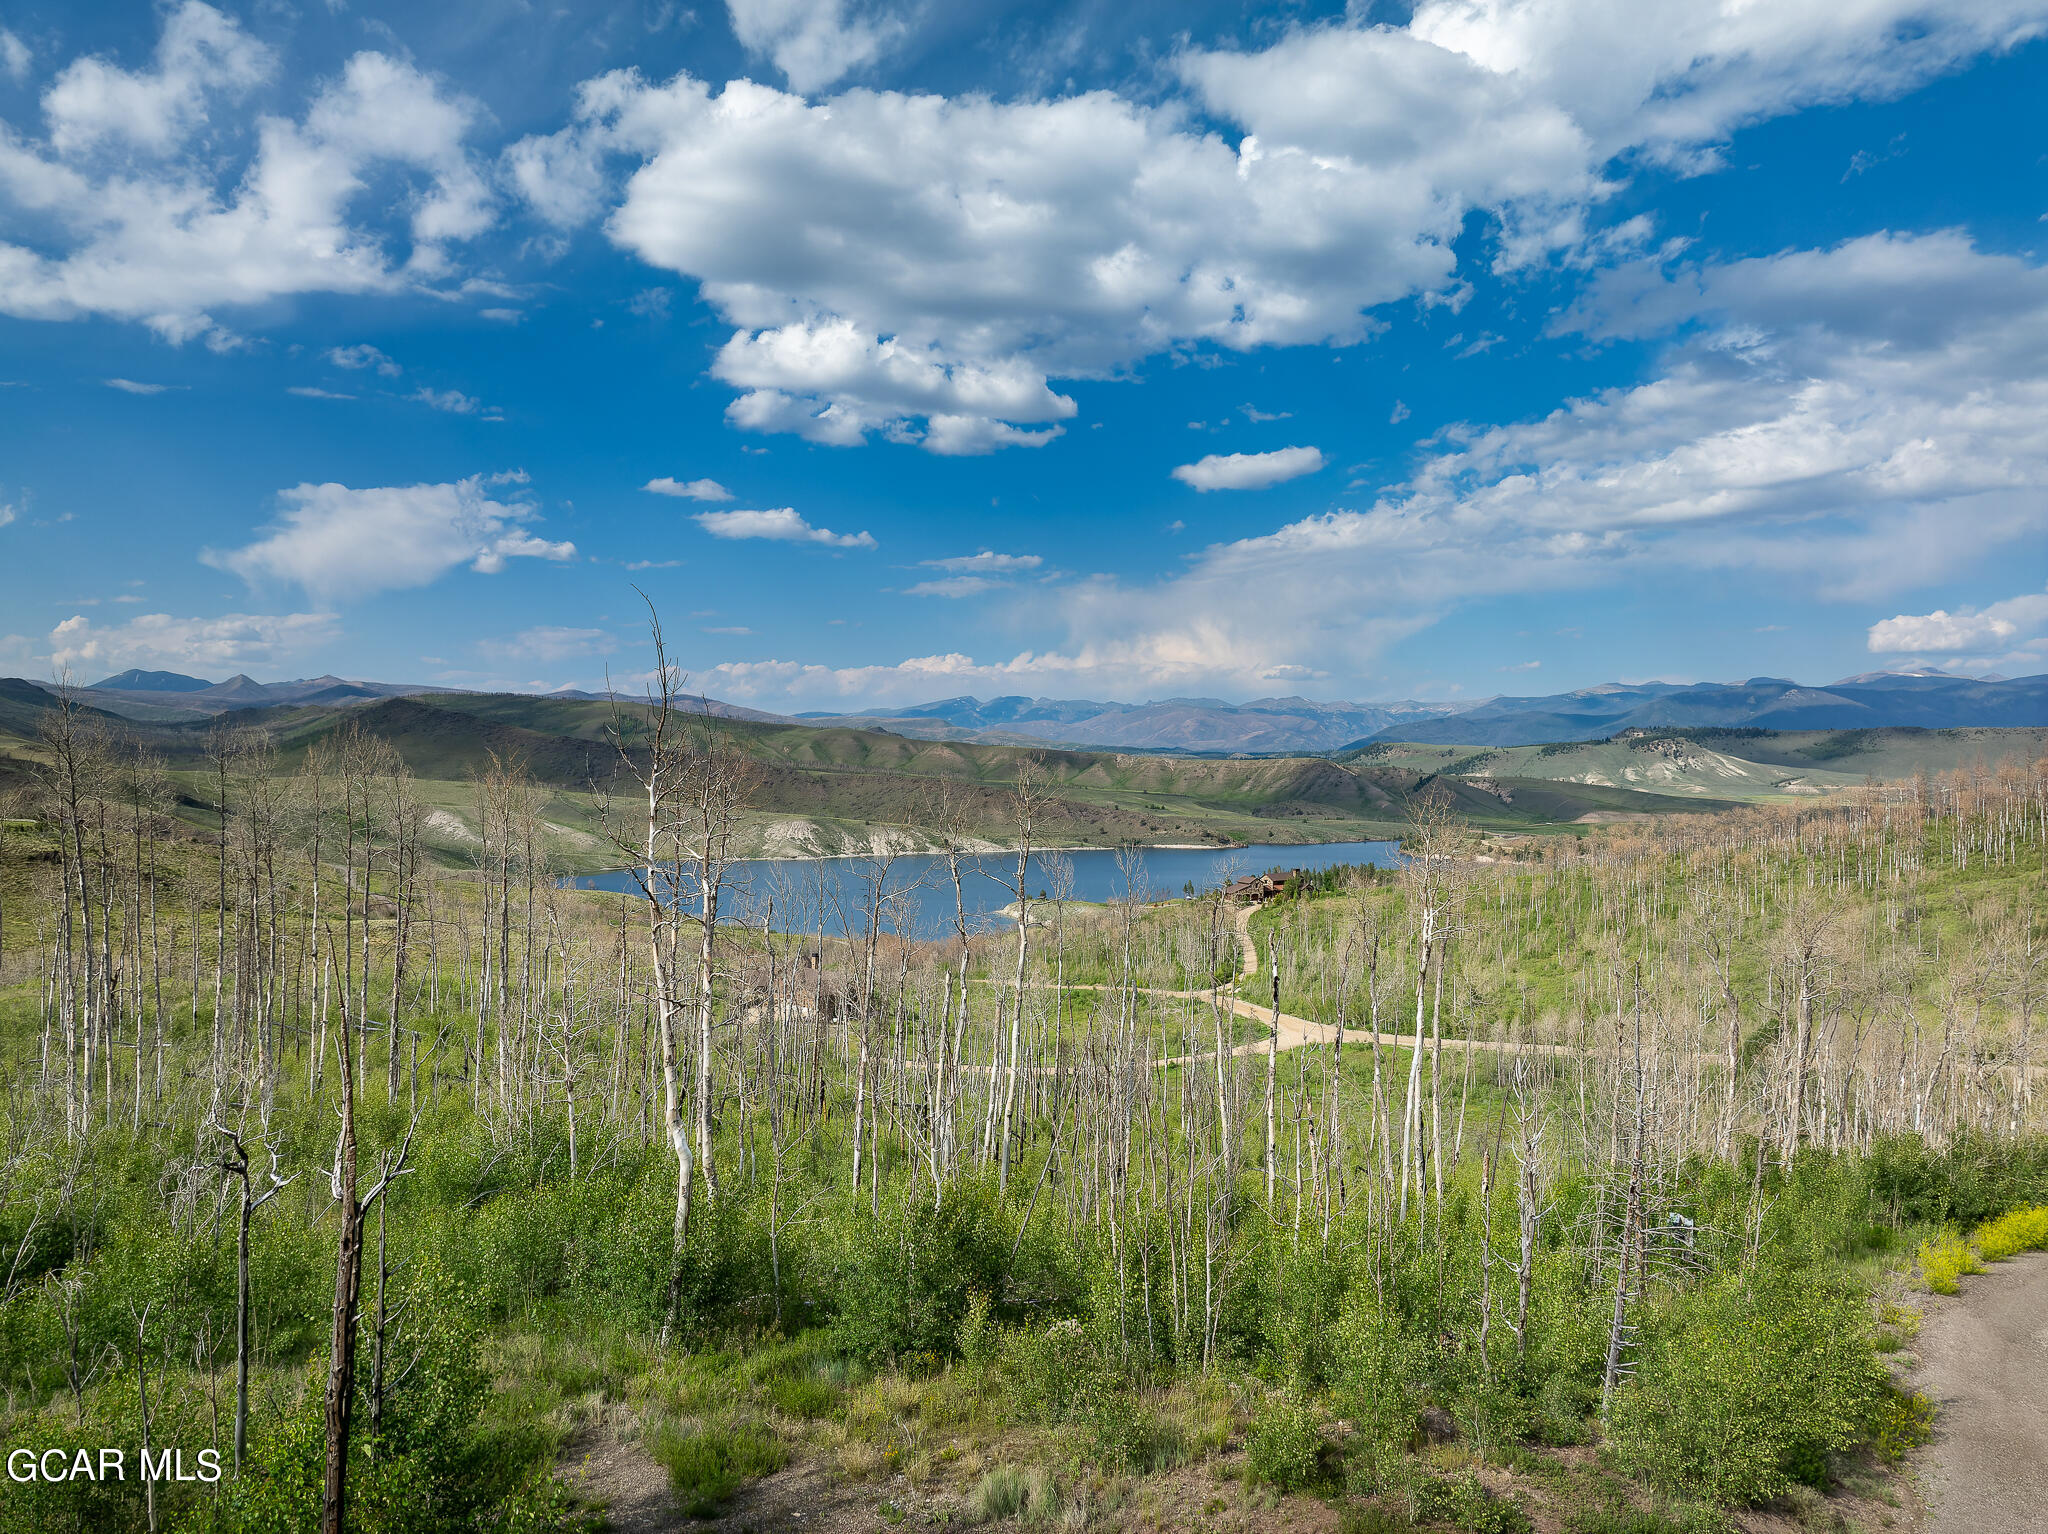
2;0;2047;710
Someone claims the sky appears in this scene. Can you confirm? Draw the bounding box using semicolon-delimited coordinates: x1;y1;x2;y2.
2;0;2047;711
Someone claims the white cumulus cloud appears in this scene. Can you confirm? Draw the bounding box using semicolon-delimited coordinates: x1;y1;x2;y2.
1173;446;1326;492
205;474;574;602
0;29;30;85
672;231;2048;704
327;345;401;376
507;1;2048;453
410;386;500;419
725;0;907;95
44;1;271;156
920;551;1043;574
693;507;875;548
0;7;494;344
905;550;1044;598
644;476;733;500
1868;589;2048;653
48;609;340;674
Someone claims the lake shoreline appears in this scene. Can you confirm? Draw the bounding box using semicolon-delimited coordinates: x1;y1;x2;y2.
560;840;1405;936
578;837;1254;873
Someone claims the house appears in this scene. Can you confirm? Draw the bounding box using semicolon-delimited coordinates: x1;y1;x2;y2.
1223;868;1310;903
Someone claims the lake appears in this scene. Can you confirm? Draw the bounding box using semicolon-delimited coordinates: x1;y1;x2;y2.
561;840;1404;937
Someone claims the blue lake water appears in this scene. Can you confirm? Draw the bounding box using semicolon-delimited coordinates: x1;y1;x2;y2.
561;840;1403;938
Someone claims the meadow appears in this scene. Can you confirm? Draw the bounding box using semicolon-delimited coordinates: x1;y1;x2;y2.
0;681;2044;1532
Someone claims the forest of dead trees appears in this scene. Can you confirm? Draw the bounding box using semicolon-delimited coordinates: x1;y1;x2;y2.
1;656;2045;1531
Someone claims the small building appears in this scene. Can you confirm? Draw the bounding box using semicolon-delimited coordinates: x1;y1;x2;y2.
1223;868;1309;903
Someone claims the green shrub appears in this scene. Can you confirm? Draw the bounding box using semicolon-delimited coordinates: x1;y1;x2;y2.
1779;1438;1828;1489
1244;1391;1325;1490
1454;1372;1537;1460
832;1186;1011;1364
648;1421;789;1518
1916;1229;1985;1294
1450;1473;1533;1533
1000;1317;1105;1423
1608;1266;1888;1503
1866;1132;2048;1227
1334;1303;1421;1457
1085;1387;1155;1471
1534;1367;1597;1446
1972;1204;2048;1260
1406;1472;1460;1526
957;1286;998;1376
1870;1385;1934;1463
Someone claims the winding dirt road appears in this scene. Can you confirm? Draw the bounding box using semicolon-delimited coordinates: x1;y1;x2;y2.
1910;1250;2048;1534
964;902;1676;1070
1148;904;1610;1066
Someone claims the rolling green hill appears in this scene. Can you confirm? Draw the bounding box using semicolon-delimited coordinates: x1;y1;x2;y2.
4;681;2037;869
1345;725;2048;802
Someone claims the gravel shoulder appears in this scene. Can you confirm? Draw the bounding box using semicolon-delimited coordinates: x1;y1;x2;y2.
1908;1249;2048;1534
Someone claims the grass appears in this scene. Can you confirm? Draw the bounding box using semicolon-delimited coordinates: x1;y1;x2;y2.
1561;1504;1730;1534
647;1419;791;1518
971;1465;1060;1524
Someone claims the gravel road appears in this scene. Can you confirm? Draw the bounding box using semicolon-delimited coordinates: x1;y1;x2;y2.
1910;1249;2048;1534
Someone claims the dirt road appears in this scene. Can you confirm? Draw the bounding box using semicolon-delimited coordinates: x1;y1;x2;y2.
969;902;1679;1069
1155;903;1622;1066
1910;1250;2048;1534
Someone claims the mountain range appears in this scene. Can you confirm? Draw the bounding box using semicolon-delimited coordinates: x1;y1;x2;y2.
78;670;460;720
798;694;1466;752
3;672;2042;865
26;665;2045;752
1360;672;2048;748
794;671;2045;751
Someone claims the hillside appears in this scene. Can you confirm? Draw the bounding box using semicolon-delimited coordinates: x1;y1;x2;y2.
802;693;1466;752
18;667;2041;753
1364;672;2048;746
7;679;2039;868
0;682;1757;866
1347;725;2048;797
797;670;2045;751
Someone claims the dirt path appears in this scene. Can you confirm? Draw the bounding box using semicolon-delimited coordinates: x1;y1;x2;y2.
559;1429;970;1533
1909;1250;2048;1534
1153;905;1604;1066
967;902;1683;1070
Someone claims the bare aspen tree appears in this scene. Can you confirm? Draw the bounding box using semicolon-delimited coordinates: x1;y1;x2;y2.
602;600;736;1329
849;848;902;1196
322;984;416;1534
1266;935;1281;1205
216;1126;293;1473
996;756;1045;1192
682;704;757;1205
1400;788;1459;1222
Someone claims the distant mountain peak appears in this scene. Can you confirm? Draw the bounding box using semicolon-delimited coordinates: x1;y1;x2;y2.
1829;666;2005;685
89;668;213;692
